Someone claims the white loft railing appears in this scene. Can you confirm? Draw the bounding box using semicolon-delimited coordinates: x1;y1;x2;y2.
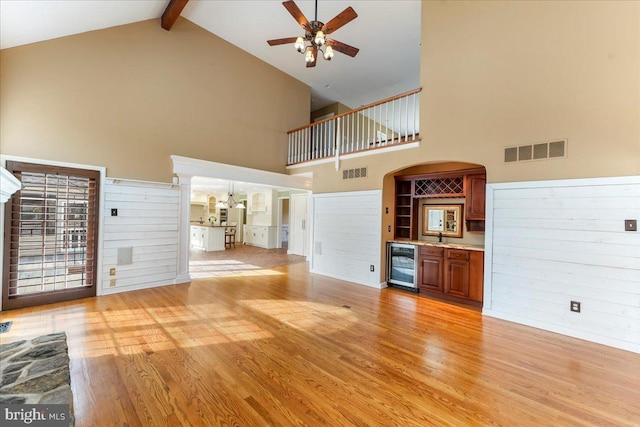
287;88;421;166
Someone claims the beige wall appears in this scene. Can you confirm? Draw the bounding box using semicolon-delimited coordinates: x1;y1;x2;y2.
2;3;637;192
311;102;351;122
294;0;640;192
0;18;310;182
421;0;639;184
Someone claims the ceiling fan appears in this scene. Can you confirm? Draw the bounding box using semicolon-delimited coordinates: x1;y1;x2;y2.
267;0;359;67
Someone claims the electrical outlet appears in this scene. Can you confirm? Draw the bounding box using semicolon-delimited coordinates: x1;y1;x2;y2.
370;265;375;272
570;301;581;313
110;279;116;287
109;268;116;276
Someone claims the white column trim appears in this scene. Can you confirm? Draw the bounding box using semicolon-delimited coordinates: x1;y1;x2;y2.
482;183;496;311
175;173;192;284
0;167;21;203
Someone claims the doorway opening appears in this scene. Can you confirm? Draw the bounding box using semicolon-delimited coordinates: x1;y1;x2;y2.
279;197;290;250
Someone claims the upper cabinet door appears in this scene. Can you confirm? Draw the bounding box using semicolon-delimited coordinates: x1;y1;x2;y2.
465;174;486;221
251;193;267;212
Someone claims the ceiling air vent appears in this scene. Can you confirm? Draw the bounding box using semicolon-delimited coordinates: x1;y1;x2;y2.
343;167;367;179
504;139;567;163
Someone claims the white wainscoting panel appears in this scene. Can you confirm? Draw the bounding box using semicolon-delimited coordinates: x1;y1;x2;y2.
101;179;180;295
483;176;640;353
311;190;383;288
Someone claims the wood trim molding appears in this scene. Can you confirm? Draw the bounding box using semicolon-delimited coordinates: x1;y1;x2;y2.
396;167;486;182
161;0;189;31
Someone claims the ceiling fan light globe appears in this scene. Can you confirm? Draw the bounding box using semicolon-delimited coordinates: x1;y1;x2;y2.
323;45;334;60
305;47;315;63
314;30;325;46
294;36;305;52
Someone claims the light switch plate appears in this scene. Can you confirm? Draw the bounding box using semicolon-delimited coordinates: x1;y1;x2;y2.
625;219;637;232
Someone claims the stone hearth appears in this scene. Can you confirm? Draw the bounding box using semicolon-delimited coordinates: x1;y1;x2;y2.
0;332;73;420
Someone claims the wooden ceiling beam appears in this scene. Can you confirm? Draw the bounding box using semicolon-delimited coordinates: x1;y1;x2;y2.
161;0;189;31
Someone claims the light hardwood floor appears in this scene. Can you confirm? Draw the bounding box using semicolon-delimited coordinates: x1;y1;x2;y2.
1;262;638;426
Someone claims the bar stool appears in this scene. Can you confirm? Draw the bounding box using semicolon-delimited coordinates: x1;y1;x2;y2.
225;222;236;248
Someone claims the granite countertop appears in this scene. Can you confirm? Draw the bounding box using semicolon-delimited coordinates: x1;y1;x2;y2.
387;239;485;252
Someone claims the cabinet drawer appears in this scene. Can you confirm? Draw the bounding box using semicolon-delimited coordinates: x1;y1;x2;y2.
446;249;470;261
419;246;444;257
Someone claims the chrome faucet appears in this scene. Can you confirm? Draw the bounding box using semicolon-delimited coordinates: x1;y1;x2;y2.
199;217;204;224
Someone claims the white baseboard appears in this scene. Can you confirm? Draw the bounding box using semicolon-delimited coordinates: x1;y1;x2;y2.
483;309;640;354
174;273;192;284
309;268;385;289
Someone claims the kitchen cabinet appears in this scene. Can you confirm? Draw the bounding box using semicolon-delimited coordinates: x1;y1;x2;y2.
393;168;486;239
464;173;486;231
464;174;486;219
248;189;278;226
244;225;277;249
417;246;484;306
250;193;267;212
444;249;470;298
208;196;216;214
190;226;225;252
418;246;444;292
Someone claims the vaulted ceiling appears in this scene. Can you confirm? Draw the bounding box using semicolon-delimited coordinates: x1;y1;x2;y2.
0;0;421;111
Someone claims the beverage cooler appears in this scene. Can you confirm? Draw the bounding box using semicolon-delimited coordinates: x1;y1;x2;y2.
387;243;418;291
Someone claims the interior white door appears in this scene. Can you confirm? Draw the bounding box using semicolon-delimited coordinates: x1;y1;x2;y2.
289;193;309;256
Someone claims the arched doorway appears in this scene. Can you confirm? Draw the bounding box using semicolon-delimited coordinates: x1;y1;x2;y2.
381;161;487;307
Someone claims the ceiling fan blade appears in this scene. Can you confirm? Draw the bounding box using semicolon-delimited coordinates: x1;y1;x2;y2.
282;1;310;29
327;39;359;57
267;37;299;46
321;7;357;34
306;46;317;68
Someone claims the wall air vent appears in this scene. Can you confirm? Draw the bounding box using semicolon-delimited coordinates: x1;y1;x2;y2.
504;139;567;163
343;167;367;179
504;147;518;163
